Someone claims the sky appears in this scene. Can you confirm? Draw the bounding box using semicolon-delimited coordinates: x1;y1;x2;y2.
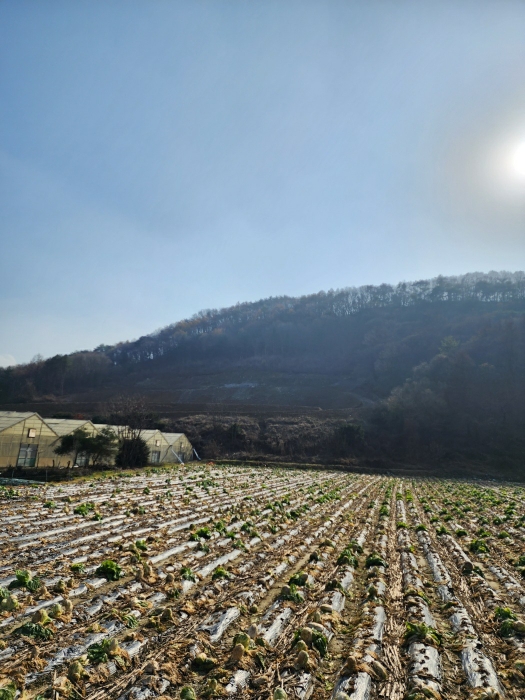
1;0;525;366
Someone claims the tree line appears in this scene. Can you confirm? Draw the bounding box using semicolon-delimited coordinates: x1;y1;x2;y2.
1;271;525;403
2;271;525;475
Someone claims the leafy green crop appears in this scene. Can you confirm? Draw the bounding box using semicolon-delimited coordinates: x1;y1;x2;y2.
365;553;387;569
0;487;17;500
403;622;442;647
0;682;17;700
15;622;54;640
469;539;490;554
494;606;517;621
348;539;363;554
211;566;230;580
477;528;491;538
95;560;122;581
180;566;196;582
122;613;139;628
74;502;95;516
190;527;211;541
312;630;328;657
8;570;41;592
289;571;309;586
281;583;304;603
87;639;112;664
337;549;358;567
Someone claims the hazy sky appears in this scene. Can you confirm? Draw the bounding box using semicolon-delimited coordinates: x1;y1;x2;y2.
2;0;525;366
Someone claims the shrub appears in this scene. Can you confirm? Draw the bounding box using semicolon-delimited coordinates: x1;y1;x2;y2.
115;437;149;468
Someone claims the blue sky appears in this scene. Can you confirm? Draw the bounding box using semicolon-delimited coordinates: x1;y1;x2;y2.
1;0;525;366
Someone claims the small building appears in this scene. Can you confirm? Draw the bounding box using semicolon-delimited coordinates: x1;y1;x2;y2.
0;411;59;467
44;418;100;466
91;427;194;465
140;429;169;465
0;410;196;468
93;425;169;465
162;432;194;463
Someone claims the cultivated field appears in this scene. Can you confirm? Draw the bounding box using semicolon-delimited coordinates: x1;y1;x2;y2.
1;467;525;699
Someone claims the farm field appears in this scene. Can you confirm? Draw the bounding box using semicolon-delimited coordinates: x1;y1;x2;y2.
1;468;525;699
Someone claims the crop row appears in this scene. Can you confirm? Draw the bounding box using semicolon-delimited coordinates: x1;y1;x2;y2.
3;471;525;699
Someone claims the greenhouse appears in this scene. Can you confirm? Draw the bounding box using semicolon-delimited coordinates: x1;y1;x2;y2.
162;431;194;463
0;411;59;467
45;418;100;466
0;411;194;468
138;429;169;465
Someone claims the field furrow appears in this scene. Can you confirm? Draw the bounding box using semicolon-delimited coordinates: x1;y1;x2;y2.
3;470;525;700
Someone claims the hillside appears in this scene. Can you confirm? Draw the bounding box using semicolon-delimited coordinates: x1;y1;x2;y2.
2;271;525;474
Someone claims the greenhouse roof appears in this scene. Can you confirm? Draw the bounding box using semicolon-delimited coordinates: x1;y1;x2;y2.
0;411;40;433
163;432;184;445
141;429;168;442
44;418;95;436
93;424;122;433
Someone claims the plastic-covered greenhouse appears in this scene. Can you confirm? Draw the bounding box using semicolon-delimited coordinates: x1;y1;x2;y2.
0;411;59;467
0;411;194;468
163;431;194;463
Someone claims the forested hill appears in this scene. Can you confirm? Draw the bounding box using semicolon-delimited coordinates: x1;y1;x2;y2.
96;270;525;367
2;271;525;474
1;271;525;407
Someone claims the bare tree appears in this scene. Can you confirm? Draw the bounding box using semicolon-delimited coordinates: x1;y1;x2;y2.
103;394;150;439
